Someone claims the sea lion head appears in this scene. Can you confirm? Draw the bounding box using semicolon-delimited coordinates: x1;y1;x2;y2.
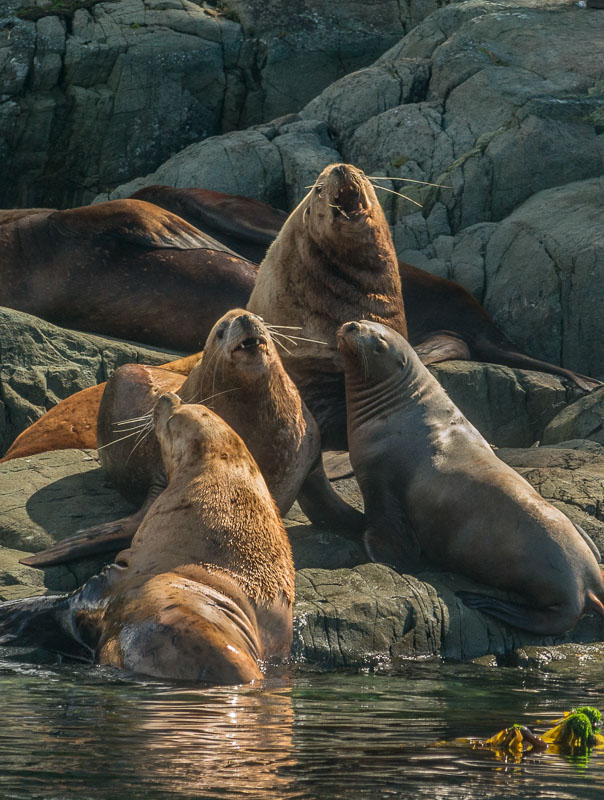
201;308;279;385
303;163;388;262
337;320;414;385
153;392;249;475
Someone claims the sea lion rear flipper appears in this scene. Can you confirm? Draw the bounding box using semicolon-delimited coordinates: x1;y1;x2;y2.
457;592;579;636
0;593;91;659
296;456;364;535
413;332;471;365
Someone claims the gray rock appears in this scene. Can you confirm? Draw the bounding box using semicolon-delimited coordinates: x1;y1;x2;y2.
429;361;581;448
293;564;604;666
497;444;604;554
0;306;180;454
2;0;445;207
542;386;604;448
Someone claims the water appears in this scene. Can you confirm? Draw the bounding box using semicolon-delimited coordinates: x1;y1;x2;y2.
0;655;602;800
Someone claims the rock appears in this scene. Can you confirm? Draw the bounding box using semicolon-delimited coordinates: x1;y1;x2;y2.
101;117;342;209
542;387;604;448
1;442;602;664
497;444;604;554
1;0;444;207
0;306;179;455
429;361;581;448
504;642;604;672
292;564;604;666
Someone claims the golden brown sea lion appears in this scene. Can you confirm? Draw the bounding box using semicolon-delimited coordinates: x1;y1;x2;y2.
247;163;407;449
338;320;604;635
0;395;294;683
22;310;361;568
0;198;257;352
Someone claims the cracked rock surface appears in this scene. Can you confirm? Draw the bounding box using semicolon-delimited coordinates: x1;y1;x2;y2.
1;0;452;207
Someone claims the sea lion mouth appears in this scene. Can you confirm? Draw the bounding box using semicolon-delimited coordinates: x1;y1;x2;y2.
331;183;369;220
233;336;268;353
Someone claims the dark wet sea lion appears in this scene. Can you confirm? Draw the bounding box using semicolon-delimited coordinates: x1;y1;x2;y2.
338;320;604;635
22;310;362;568
0;198;257;352
1;395;294;683
247;163;407;449
130;185;287;264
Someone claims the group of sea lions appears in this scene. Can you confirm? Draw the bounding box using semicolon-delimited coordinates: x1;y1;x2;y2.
0;163;603;684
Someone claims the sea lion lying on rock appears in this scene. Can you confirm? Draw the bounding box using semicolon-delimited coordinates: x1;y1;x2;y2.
0;199;257;352
129;185;288;264
337;320;604;635
0;395;295;683
22;310;361;568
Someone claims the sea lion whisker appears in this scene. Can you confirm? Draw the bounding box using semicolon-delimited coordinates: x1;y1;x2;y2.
328;202;350;219
277;333;328;346
367;176;452;189
97;428;151;449
264;324;303;331
272;337;294;357
372;184;423;208
111;421;151;433
186;387;241;406
267;330;299;348
126;422;155;463
114;417;150;427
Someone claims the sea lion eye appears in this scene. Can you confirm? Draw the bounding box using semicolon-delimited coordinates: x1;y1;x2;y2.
375;337;388;354
216;323;228;340
315;184;323;195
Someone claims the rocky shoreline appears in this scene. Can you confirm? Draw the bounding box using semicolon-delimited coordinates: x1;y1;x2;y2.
1;0;603;670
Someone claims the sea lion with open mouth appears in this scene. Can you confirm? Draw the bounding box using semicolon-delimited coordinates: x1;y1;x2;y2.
337;320;604;636
247;163;407;449
22;310;362;569
0;395;295;683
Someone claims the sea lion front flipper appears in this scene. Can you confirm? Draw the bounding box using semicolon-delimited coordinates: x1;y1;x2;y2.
413;332;471;366
20;475;168;568
323;451;354;482
296;456;364;535
19;515;139;568
572;522;601;562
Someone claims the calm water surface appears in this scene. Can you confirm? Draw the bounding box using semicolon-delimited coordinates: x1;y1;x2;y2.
0;654;602;799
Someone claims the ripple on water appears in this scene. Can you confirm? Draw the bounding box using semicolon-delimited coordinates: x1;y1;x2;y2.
0;656;602;800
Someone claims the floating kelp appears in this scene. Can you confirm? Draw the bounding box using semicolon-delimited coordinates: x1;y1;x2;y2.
466;706;604;761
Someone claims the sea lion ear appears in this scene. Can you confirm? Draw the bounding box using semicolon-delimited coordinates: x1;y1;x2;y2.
154;393;181;428
303;206;309;223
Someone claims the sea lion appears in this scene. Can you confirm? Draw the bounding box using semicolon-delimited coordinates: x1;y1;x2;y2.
130;185;287;264
22;310;362;568
0;352;201;463
0;198;257;352
247;162;407;449
337;320;604;635
0;394;294;683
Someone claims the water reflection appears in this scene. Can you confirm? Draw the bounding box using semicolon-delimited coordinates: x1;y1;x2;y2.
0;657;602;799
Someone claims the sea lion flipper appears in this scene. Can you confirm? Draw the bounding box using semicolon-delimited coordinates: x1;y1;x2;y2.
457;592;580;636
20;514;141;568
296;457;364;535
572;522;601;562
0;593;91;659
323;451;354;482
413;332;471;365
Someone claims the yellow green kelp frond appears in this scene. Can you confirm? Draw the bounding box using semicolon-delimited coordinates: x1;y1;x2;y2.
542;713;594;749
